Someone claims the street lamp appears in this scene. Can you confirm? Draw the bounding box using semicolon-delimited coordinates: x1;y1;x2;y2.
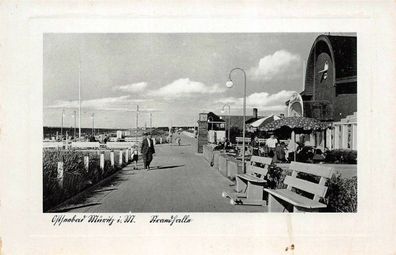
136;105;139;143
72;110;76;139
226;67;247;171
91;113;95;136
61;109;65;140
221;104;231;144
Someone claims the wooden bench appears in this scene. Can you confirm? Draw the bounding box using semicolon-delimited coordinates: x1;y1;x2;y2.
222;156;272;206
264;162;334;212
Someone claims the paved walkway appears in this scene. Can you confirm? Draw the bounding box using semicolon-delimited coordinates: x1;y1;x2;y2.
61;134;265;213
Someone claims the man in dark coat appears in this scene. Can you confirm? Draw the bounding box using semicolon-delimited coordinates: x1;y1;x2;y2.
141;132;155;170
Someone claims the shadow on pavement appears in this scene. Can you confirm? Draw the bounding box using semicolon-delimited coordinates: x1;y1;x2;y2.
151;164;185;170
92;188;118;193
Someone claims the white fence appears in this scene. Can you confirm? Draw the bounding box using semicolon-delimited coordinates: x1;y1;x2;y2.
71;142;100;149
43;142;64;148
106;142;137;149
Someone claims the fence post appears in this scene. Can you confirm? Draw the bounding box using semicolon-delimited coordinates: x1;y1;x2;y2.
119;151;123;166
160;137;162;144
110;151;114;167
100;153;105;173
84;156;89;172
57;162;64;188
126;149;130;162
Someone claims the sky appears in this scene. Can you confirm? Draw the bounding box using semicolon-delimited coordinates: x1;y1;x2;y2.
43;33;322;128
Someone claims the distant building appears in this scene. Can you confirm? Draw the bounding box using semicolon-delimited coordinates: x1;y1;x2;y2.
219;108;263;131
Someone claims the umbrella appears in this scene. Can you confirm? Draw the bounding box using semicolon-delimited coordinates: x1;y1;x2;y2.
259;116;330;132
259;117;331;161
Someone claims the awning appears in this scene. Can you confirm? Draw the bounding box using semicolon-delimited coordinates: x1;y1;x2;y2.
260;116;331;132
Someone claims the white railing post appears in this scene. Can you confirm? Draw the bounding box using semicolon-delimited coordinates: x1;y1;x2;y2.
84;156;89;172
57;162;64;188
110;151;114;167
126;149;130;162
119;151;123;166
100;153;105;173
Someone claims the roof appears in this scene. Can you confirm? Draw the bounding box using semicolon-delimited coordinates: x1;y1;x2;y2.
326;35;357;79
301;34;357;98
219;115;264;129
207;112;225;122
249;115;281;128
310;34;357;80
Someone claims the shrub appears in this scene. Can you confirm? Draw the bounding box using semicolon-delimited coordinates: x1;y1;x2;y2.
270;164;357;212
266;164;291;189
324;149;357;164
325;174;357;212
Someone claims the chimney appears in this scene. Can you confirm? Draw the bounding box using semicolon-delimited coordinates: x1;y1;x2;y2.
253;108;258;119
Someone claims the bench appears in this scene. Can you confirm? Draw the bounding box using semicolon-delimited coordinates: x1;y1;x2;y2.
222;156;272;206
264;162;334;212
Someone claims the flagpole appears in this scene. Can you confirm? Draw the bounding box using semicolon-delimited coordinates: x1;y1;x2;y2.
78;51;82;139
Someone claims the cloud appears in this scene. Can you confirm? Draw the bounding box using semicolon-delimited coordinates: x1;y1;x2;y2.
215;90;295;111
46;95;149;111
249;50;301;81
113;82;148;93
150;78;226;98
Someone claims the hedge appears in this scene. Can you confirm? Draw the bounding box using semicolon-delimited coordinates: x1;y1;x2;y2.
43;150;123;211
324;149;357;164
267;164;357;212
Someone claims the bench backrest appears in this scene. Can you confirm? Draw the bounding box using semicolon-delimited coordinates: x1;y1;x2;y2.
246;156;272;178
285;162;334;202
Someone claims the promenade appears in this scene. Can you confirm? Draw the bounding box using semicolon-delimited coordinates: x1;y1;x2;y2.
61;134;265;212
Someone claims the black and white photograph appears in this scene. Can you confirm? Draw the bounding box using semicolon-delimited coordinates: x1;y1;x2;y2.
2;2;396;254
43;33;357;213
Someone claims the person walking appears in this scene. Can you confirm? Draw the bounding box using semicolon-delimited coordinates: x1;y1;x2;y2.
131;145;139;170
266;134;278;157
141;132;155;170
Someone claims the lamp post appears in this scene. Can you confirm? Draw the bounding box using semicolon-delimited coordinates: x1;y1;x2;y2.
136;105;139;143
72;110;76;139
61;109;65;140
91;113;95;136
226;67;247;171
78;52;82;139
149;112;152;128
221;104;231;144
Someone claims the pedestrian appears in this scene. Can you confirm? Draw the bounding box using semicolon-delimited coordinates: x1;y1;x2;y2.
274;142;286;163
131;145;139;170
266;134;278;157
141;132;155;170
286;138;297;161
250;136;259;156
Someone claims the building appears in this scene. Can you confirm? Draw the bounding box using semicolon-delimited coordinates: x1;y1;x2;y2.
219;108;262;131
302;34;357;122
287;34;357;150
